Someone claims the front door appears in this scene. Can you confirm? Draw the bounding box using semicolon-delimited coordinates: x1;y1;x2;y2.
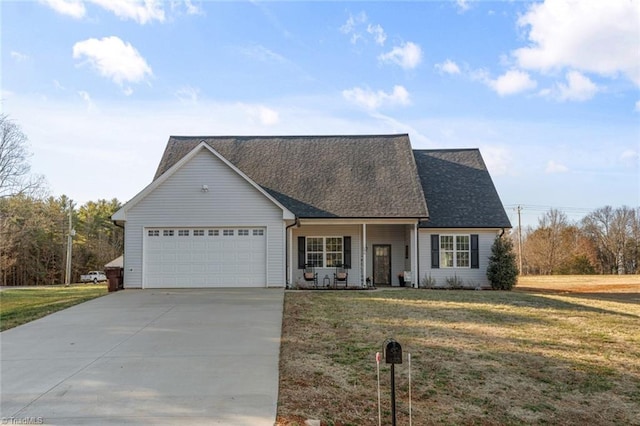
373;245;391;286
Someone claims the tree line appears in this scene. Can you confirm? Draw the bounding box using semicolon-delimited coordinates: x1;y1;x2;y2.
0;195;123;286
0;113;123;286
514;206;639;275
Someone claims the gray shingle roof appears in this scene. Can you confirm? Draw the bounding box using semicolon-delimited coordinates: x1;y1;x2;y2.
155;134;429;218
413;149;511;228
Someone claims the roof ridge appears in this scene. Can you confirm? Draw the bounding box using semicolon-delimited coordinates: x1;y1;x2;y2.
413;148;480;152
169;134;409;140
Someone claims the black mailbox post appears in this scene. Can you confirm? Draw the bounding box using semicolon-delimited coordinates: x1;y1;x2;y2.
383;338;402;426
385;339;403;364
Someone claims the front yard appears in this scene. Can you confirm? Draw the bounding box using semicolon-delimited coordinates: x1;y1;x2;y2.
276;276;640;425
0;285;108;331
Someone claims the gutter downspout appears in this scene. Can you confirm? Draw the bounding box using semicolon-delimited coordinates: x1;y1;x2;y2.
285;218;300;288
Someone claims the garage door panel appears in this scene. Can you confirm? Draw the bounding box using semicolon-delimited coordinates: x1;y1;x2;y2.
144;227;266;288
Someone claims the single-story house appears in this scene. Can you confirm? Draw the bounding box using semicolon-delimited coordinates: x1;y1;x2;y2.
112;134;511;289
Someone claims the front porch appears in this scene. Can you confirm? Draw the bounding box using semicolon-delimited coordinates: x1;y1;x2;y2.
287;219;420;289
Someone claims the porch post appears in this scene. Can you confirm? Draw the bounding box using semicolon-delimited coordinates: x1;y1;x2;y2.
362;223;367;287
412;222;418;288
287;225;293;287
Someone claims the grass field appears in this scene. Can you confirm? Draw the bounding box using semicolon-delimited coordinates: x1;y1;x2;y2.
0;284;108;331
276;276;640;425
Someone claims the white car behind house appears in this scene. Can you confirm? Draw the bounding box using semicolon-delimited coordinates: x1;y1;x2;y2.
80;271;107;284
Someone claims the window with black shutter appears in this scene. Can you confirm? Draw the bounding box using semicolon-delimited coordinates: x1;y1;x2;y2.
431;234;440;268
470;234;479;269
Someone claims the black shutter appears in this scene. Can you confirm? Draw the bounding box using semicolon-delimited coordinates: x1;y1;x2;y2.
343;236;351;268
431;234;440;269
470;234;479;269
298;236;306;269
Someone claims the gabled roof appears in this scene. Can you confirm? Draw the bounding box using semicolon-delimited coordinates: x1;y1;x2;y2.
413;149;511;228
112;142;295;222
155;134;429;219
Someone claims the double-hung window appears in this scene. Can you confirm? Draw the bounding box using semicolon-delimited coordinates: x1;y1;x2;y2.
306;237;343;268
440;235;470;268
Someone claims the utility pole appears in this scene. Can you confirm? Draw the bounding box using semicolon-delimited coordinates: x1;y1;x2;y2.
65;200;75;286
516;206;523;273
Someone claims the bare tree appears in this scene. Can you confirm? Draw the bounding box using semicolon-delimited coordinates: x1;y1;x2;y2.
582;206;635;274
524;209;570;274
0;114;45;198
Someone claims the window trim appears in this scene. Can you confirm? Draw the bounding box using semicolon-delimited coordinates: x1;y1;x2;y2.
305;236;344;268
439;234;470;269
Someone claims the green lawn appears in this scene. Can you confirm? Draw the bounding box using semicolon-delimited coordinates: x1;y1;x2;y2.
0;285;108;331
276;284;640;425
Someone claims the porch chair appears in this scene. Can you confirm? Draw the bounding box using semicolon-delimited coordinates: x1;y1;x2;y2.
303;264;318;289
333;264;348;288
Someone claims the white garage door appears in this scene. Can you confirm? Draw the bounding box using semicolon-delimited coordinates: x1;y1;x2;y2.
144;227;266;288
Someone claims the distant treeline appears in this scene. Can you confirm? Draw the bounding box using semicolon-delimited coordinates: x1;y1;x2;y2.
515;206;638;275
0;195;123;286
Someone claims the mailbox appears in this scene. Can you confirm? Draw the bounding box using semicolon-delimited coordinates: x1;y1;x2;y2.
384;338;403;364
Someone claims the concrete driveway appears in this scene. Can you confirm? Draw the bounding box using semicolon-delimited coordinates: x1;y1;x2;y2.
1;288;284;425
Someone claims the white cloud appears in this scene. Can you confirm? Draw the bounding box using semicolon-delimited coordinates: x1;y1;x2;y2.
179;0;202;16
513;0;640;86
77;90;95;110
175;86;199;104
88;0;165;24
242;104;280;126
481;145;512;176
487;69;537;96
435;59;461;75
456;0;471;13
340;12;368;44
378;42;422;70
340;12;386;46
367;24;387;46
40;0;199;23
11;51;29;62
553;71;599;101
342;85;410;110
545;160;569;174
72;36;153;86
240;45;287;64
39;0;86;19
620;149;638;167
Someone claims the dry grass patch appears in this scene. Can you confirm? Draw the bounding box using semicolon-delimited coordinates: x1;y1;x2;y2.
517;275;640;295
277;286;640;425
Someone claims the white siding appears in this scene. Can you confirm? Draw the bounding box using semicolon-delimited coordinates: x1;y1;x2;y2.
122;149;286;288
418;229;501;288
293;225;362;287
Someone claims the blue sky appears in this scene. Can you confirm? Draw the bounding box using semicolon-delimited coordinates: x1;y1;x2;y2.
2;0;639;228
